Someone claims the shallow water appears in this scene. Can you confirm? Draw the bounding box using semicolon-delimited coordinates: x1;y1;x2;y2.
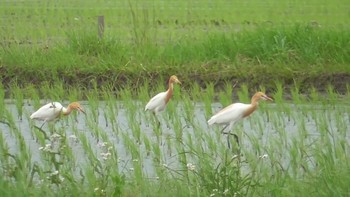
0;100;349;178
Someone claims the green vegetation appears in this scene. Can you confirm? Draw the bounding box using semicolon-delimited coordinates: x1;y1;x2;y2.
0;1;350;196
0;0;350;94
0;83;349;196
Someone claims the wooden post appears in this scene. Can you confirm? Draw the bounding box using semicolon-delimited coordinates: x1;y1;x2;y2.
98;16;104;39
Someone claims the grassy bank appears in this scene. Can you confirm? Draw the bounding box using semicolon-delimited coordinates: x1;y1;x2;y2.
1;25;350;95
1;0;350;95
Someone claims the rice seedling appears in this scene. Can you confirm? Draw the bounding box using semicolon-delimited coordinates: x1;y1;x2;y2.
202;82;215;116
11;84;24;120
0;1;349;195
0;78;349;196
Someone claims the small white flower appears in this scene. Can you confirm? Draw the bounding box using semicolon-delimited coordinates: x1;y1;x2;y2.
100;152;111;157
129;168;134;171
40;144;52;152
100;152;112;160
69;135;78;142
50;133;61;141
259;154;268;159
162;163;168;168
132;159;138;162
223;189;229;195
210;188;219;196
98;142;108;148
94;188;99;192
59;145;67;151
59;175;65;182
231;155;238;160
51;170;59;176
186;163;196;171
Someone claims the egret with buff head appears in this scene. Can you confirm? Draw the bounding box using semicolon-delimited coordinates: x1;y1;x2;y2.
145;75;181;113
145;75;181;129
208;92;273;147
31;101;86;129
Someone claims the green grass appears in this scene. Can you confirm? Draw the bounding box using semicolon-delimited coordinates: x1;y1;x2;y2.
0;2;350;195
0;82;349;196
1;25;350;95
1;0;349;42
0;0;350;94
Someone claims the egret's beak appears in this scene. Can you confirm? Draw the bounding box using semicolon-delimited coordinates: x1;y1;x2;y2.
78;107;86;115
263;95;273;101
176;79;182;85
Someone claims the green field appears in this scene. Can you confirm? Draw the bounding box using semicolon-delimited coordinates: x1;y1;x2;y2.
0;2;350;196
1;0;349;42
0;82;350;197
0;0;350;94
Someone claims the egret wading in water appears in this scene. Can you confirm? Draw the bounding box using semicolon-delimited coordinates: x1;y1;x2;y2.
145;75;181;126
31;102;86;131
207;92;273;147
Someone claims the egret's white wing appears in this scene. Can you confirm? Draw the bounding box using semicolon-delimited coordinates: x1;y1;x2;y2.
208;103;250;125
30;102;63;121
145;92;167;112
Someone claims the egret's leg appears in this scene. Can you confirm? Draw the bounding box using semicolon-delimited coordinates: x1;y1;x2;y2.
226;133;240;150
220;124;229;134
152;112;161;129
226;134;230;148
166;113;171;129
232;134;240;146
222;123;240;148
34;125;49;140
39;121;46;129
151;112;163;144
33;121;50;140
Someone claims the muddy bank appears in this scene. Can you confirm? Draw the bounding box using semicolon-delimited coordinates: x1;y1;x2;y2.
1;67;349;97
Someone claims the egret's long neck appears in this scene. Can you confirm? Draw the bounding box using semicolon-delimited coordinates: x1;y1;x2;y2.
165;82;174;104
251;96;260;106
62;106;72;116
243;96;259;117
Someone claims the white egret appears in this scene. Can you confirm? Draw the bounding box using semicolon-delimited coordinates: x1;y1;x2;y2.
30;101;86;129
208;92;273;146
145;75;181;113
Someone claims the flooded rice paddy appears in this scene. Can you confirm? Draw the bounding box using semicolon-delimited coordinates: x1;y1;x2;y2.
1;99;349;179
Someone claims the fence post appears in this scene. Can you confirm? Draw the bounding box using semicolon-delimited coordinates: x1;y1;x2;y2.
98;16;105;39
